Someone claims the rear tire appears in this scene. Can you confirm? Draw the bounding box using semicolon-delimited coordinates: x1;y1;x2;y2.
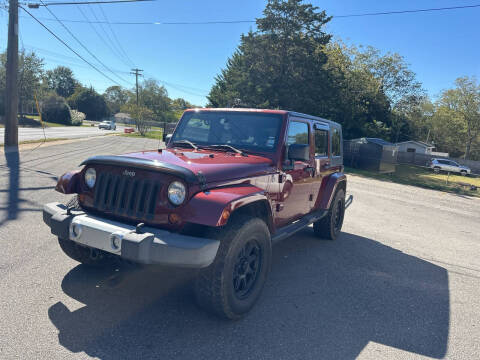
461;170;467;176
195;215;272;320
313;189;345;241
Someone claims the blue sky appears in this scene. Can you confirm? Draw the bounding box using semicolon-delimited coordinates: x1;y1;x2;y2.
1;0;479;105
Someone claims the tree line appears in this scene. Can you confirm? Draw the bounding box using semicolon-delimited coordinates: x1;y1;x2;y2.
0;52;194;126
208;0;480;160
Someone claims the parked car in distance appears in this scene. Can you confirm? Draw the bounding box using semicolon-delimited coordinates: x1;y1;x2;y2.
429;158;471;176
43;108;353;319
98;120;116;130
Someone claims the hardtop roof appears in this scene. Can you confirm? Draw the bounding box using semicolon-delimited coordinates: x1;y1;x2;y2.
184;108;340;127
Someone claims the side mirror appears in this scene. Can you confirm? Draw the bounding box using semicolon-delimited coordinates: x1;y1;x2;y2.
163;133;173;143
287;144;310;162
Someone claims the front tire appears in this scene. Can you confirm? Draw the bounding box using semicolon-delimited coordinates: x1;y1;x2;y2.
195;215;272;320
461;170;467;176
433;167;441;174
313;189;345;241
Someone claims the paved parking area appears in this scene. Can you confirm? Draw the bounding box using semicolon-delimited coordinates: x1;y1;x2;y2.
0;137;479;359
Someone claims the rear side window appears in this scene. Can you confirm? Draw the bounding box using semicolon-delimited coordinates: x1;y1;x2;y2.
287;121;309;145
332;128;341;156
315;128;328;157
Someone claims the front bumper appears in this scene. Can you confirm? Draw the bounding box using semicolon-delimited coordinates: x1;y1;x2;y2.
43;202;220;268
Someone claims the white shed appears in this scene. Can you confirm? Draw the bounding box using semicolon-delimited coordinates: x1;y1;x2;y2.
395;141;435;155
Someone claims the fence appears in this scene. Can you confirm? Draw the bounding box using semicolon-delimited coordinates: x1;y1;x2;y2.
397;152;480;174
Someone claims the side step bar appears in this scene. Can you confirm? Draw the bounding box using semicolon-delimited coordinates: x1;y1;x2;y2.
272;210;327;244
271;194;354;244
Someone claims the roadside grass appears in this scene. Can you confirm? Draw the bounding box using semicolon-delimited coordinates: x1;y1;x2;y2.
19;137;69;145
121;129;164;140
22;115;90;127
345;164;480;198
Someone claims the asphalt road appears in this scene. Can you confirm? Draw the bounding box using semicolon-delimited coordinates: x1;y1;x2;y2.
0;125;125;144
0;137;479;359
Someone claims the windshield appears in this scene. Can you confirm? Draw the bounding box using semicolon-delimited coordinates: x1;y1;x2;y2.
171;111;283;152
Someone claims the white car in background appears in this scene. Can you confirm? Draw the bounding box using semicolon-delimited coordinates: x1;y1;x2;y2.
98;120;116;130
429;158;471;176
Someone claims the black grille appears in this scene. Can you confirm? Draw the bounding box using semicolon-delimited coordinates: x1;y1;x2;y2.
93;173;160;220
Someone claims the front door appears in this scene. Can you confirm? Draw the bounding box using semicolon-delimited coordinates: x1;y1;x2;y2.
275;119;314;228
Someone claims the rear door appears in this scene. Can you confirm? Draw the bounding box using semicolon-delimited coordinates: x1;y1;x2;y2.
311;122;331;210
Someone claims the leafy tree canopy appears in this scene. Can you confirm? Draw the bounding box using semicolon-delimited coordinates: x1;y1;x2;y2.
45;66;79;98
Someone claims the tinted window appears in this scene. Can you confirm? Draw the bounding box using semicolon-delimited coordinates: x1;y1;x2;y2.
287;121;309;145
315;128;328;157
332;128;341;156
172;111;283;152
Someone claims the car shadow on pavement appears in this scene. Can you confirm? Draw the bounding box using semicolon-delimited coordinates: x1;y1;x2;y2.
48;231;449;360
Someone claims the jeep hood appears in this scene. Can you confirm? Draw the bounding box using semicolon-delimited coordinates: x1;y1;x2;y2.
82;149;275;184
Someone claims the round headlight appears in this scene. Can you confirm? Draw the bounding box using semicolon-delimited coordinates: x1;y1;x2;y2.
85;168;96;188
168;181;186;205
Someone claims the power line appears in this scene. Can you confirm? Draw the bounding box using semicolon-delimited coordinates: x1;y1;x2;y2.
97;4;136;66
20;4;123;85
25;0;155;7
36;0;132;85
25;4;480;25
76;2;132;68
334;4;480;18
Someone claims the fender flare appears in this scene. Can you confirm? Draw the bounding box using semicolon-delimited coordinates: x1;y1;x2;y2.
318;173;347;210
55;170;82;194
182;185;273;228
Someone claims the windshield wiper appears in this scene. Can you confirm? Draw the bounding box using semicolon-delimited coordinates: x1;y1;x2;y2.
171;140;198;150
205;144;248;156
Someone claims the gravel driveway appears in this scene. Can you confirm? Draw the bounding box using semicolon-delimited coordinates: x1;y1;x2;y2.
0;137;479;359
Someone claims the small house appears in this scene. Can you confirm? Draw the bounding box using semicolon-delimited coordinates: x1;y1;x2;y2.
395;140;435;155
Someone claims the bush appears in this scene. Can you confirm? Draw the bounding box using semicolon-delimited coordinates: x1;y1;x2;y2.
70;109;85;126
41;95;72;125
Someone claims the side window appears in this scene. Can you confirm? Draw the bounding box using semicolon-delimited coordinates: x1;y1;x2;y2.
314;128;328;157
287;121;309;145
332;128;341;157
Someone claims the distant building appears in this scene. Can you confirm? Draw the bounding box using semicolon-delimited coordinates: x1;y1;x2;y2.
114;113;133;124
344;138;398;173
395;140;435;154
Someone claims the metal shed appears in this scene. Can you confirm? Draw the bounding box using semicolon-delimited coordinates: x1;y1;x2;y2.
344;138;398;173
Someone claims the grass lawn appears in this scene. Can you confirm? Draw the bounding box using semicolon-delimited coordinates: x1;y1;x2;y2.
22;115;90;127
121;129;164;141
346;164;480;198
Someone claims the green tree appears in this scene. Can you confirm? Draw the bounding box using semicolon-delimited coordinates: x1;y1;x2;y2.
103;85;131;114
208;0;332;112
0;51;44;117
41;94;72;125
121;103;154;135
137;79;172;121
45;66;79;98
433;77;480;159
68;87;109;120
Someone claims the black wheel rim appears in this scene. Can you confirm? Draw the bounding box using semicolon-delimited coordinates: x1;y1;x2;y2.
333;200;344;232
233;240;262;300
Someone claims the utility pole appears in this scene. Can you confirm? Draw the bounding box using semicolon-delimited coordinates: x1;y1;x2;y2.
5;0;19;147
130;68;143;106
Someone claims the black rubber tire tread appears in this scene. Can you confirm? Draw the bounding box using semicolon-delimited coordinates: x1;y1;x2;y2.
195;215;272;320
58;238;111;267
313;189;345;241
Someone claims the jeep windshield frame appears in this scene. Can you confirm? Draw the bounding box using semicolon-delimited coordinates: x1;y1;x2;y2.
170;111;284;153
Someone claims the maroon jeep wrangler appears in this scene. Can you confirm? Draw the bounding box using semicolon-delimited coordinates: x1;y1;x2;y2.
43;108;352;319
